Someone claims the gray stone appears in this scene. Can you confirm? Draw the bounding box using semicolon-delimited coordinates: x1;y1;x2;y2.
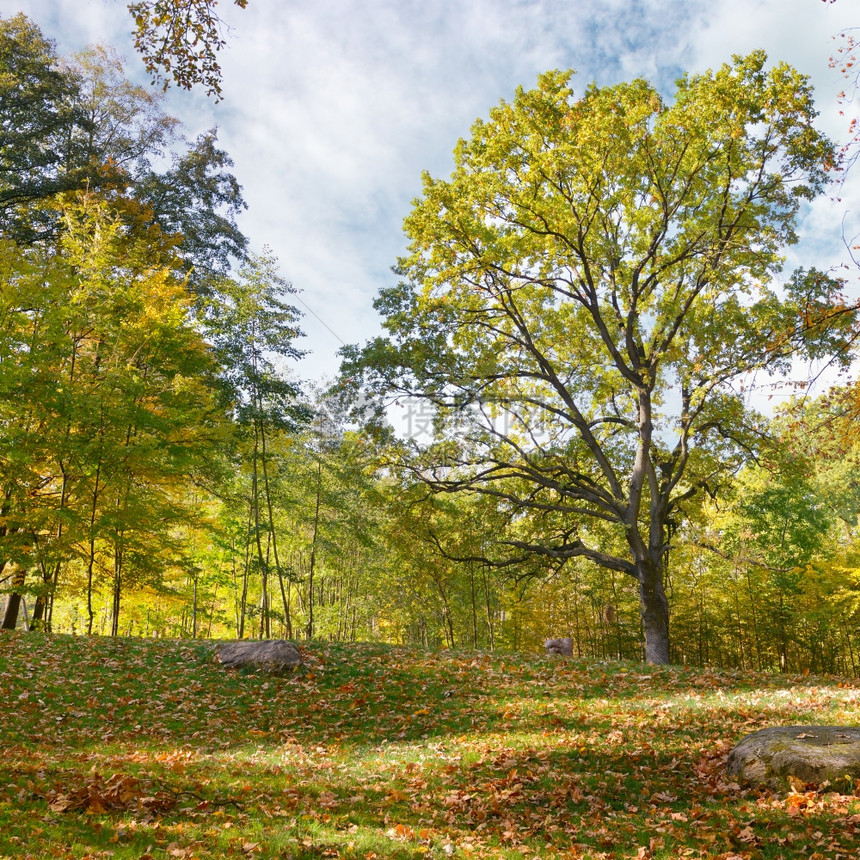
544;637;574;657
214;639;302;673
727;726;860;789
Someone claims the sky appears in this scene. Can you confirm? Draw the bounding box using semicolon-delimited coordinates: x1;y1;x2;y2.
7;0;860;399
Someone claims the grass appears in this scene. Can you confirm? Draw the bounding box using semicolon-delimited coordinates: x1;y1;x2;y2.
1;632;859;859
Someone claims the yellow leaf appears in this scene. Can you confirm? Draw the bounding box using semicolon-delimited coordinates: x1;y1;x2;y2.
787;775;805;793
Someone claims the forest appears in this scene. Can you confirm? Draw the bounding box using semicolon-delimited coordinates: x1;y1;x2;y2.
2;10;860;675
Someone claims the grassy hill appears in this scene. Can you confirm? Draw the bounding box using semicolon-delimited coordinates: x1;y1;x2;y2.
1;632;858;859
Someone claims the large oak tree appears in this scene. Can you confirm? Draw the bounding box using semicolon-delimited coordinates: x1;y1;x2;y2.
346;53;857;663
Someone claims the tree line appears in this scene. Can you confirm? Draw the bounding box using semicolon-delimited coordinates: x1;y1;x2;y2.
2;14;860;673
0;14;303;637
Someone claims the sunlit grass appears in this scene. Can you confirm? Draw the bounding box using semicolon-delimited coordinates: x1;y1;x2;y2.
1;632;858;858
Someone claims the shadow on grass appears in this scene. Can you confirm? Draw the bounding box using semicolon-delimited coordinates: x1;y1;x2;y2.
1;633;858;859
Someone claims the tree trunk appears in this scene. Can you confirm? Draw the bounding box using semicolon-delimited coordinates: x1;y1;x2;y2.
2;591;22;630
85;459;103;636
258;415;291;638
637;563;670;665
469;565;478;648
1;496;21;630
431;571;455;648
38;465;70;633
306;459;322;640
207;582;218;638
1;563;25;629
481;564;495;651
844;619;857;677
192;573;198;639
250;427;271;639
86;548;96;635
45;559;64;632
31;593;46;629
110;543;123;637
238;502;253;638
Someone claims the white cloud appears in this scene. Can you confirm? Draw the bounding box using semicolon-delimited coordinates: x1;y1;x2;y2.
9;0;860;381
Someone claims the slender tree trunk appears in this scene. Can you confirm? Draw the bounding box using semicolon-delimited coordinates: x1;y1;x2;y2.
733;573;745;670
481;564;495;651
259;590;267;639
110;542;123;637
109;470;132;639
239;543;250;637
469;565;478;649
238;501;253;638
777;592;789;673
85;453;105;636
743;555;763;670
207;582;218;638
844;620;857;677
28;466;71;632
258;415;291;638
231;537;240;636
431;571;455;648
45;559;64;632
609;571;623;660
306;458;322;640
570;570;582;658
250;426;270;638
86;545;96;636
192;573;198;639
30;342;78;633
262;533;271;639
48;340;83;631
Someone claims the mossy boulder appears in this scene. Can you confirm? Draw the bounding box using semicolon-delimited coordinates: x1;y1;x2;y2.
214;639;302;673
727;726;860;789
544;637;574;656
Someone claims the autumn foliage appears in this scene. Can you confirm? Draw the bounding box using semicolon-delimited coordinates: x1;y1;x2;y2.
2;633;860;858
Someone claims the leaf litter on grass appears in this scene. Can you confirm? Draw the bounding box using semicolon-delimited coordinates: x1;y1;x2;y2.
1;631;859;858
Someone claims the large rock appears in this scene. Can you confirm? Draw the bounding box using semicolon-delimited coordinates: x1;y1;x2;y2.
727;726;860;789
544;637;574;657
214;639;302;673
